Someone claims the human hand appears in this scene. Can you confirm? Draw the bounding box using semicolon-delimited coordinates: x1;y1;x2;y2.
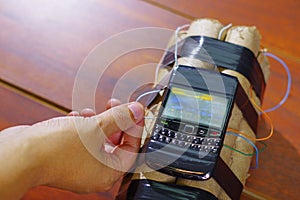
0;100;144;199
68;99;124;146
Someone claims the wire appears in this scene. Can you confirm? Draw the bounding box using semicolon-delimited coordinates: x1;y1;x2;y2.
135;89;162;102
218;23;232;40
226;131;259;169
227;87;274;142
174;24;190;70
154;24;189;95
223;141;267;156
263;52;292;113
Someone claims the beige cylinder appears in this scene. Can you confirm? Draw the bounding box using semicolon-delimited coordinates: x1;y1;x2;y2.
257;51;271;82
187;18;224;38
225;26;262;56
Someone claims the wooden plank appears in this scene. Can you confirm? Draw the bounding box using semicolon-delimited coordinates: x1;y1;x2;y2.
144;0;300;61
0;0;188;110
244;127;300;200
243;58;300;200
1;0;299;199
0;85;63;129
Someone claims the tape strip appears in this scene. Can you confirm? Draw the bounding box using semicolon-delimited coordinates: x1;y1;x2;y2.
124;179;218;200
162;36;265;101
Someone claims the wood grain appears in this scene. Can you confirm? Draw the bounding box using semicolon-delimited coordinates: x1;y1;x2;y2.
1;0;299;199
145;0;300;60
0;85;62;129
0;0;187;110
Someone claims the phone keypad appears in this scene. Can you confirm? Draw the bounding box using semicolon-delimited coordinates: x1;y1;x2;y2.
151;125;221;154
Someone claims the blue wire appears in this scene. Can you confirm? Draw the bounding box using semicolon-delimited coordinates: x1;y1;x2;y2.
263;52;292;113
226;131;259;169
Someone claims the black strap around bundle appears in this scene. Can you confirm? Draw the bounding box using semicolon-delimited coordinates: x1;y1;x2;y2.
213;157;243;200
161;36;265;102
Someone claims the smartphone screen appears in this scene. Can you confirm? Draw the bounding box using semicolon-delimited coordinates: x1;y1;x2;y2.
162;86;229;129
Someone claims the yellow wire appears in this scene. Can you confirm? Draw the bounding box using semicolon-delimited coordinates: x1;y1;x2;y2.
227;87;274;142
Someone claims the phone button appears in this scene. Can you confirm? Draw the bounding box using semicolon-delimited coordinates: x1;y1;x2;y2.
158;135;166;142
192;137;204;144
197;128;208;136
151;132;159;140
184;124;194;133
209;130;221;137
165;137;172;144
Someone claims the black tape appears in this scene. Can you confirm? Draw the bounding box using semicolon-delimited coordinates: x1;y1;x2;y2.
235;83;258;132
213;157;243;200
124;179;217;200
117;157;243;200
162;36;265;102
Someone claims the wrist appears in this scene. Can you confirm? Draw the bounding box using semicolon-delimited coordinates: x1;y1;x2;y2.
0;127;45;199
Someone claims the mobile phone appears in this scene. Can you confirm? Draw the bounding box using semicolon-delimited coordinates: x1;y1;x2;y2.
145;65;238;180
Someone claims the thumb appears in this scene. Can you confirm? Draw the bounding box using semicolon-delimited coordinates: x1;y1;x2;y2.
96;102;144;138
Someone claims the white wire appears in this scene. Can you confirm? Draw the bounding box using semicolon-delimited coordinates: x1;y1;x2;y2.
263;52;292;113
173;24;190;70
218;23;232;40
135;89;162;102
154;24;189;85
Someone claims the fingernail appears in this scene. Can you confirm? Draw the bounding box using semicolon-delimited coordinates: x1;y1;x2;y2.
68;111;80;116
128;102;144;122
80;108;95;114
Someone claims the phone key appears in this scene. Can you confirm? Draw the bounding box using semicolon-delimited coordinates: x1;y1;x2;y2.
171;139;178;145
207;139;214;145
161;129;167;135
186;135;192;142
208;146;215;151
215;139;221;146
175;132;181;139
200;145;209;153
193;137;204;144
165;137;172;144
180;134;187;141
155;125;162;132
158;135;165;142
195;144;201;150
197;128;208;136
152;133;159;140
203;138;213;145
178;140;185;147
209;130;221;137
165;131;170;137
212;147;218;153
173;132;178;139
184;142;190;147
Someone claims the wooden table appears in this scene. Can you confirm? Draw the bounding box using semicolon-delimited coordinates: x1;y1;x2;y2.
1;0;299;199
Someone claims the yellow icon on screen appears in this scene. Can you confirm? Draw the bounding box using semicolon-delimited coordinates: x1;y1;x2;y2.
172;87;213;101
